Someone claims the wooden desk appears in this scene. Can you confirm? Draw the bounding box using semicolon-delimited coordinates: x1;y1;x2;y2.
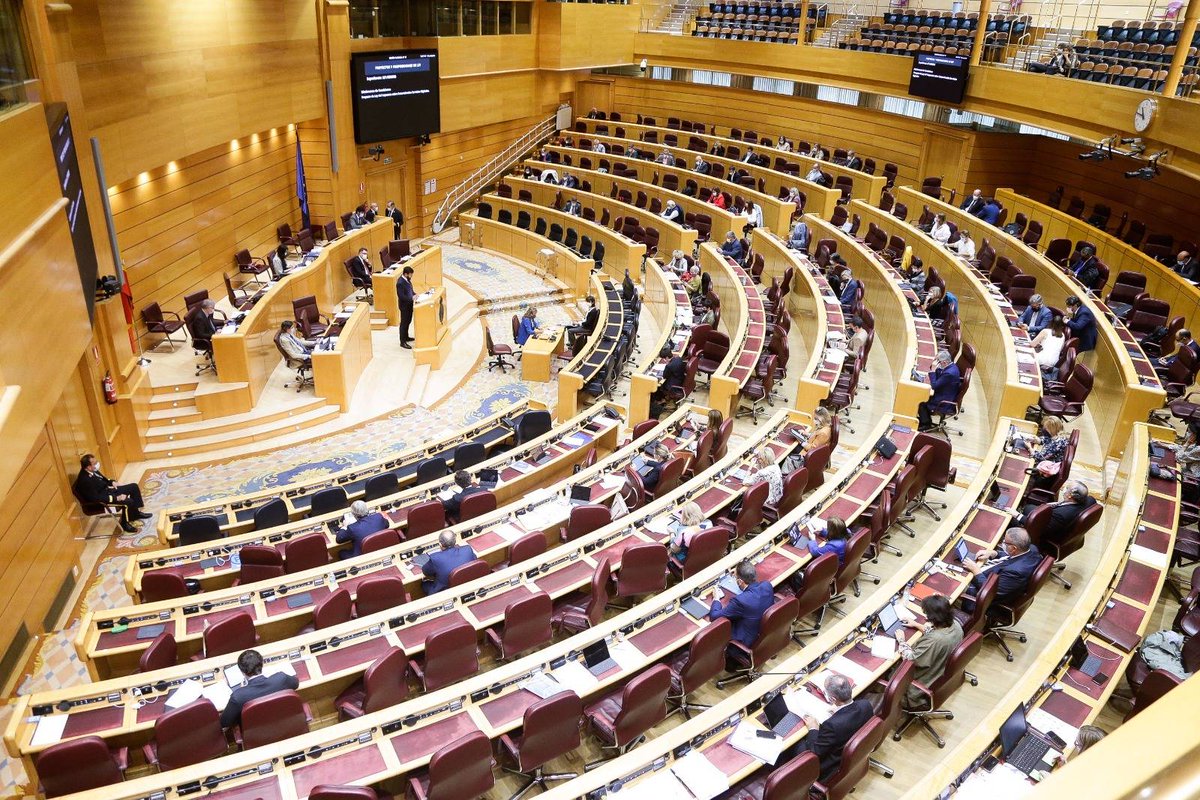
629;260;693;424
211;219;392;409
697;244;765;421
309;303;373;412
521;327;565;382
557;278;626;422
373;245;442;327
413;286;451;368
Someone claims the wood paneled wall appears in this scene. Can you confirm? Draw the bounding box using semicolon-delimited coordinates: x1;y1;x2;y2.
108;127;302;318
605;77;926;187
65;0;324;186
960;132;1034;198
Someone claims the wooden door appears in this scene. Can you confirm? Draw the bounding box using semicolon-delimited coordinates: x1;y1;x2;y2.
918;129;970;201
366;165;408;238
576;79;615;117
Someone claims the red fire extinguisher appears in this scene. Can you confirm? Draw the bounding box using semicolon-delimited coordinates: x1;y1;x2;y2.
102;371;118;405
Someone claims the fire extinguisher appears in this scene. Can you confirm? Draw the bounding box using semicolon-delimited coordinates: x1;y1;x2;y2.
102;371;118;405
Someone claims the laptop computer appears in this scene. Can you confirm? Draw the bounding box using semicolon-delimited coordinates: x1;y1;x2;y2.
949;537;970;564
477;468;499;490
582;640;618;676
999;704;1062;775
1069;638;1103;677
763;693;803;736
877;602;906;637
529;447;552;466
568;484;593;506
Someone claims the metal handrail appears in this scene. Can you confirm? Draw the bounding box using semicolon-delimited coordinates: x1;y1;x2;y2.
431;113;559;233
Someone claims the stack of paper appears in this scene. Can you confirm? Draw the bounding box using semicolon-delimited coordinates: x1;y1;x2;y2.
493;521;527;543
728;722;786;764
511;461;535;474
671;752;729;800
201;682;233;711
1129;544;1168;568
553;660;599;694
644;517;672;536
608;640;642;670
265;660;297;678
521;672;568;699
29;714;68;747
953;762;1035;799
783;688;835;724
600;474;627;490
869;636;897;658
564;432;590;447
825;655;874;688
165;680;205;709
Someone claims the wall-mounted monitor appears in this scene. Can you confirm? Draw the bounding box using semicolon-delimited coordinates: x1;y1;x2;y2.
45;103;101;322
908;54;970;104
350;50;441;144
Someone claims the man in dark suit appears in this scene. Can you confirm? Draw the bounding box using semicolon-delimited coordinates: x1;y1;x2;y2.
334;500;389;559
843;150;863;171
976;199;1002;224
1158;329;1200;374
347;247;373;289
1064;295;1097;352
560;173;580;189
397;265;416;349
708;560;774;646
1173;250;1200;282
386;200;404;238
789;674;874;781
1068;245;1101;290
1018;294;1052;337
1010;481;1095;539
694;155;712;175
741;147;757;164
960;189;985;216
364;202;379;223
960;528;1042;613
74;454;151;532
421;531;478;595
189;299;219;343
661;200;684;224
838;269;861;309
917;350;962;431
443;471;487;522
566;295;600;354
563;197;583;216
220;649;300;729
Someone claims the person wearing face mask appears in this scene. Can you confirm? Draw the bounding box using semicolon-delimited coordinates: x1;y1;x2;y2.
958;528;1041;613
1173;250;1200;282
916;349;961;431
74;453;151;532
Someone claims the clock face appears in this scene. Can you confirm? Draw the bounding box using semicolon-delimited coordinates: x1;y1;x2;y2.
1134;99;1156;132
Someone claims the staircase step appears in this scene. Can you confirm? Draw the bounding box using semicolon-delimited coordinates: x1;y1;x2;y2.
146;397;328;442
151;382;200;397
149;389;198;410
147;406;203;424
143;405;339;457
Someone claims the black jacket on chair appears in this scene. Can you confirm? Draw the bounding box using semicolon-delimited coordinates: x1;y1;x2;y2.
798;698;875;780
220;672;301;728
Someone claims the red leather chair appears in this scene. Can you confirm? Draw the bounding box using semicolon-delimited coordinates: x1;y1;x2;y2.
194;611;257;660
627;419;659;444
237;545;285;584
952;573;998;686
686;429;715;477
310;786;393;800
830;528;874;607
613;541;669;602
448;558;490;588
552;557;613;633
790;552;839;638
335;647;408;720
717;596;799;687
668;525;728;580
764;468;808;523
1040;502;1102;588
361;529;402;554
498;692;583;798
621;466;648;511
234;690;312;750
142;698;227;770
802;444;833;492
497;531;547;570
302;587;353;632
984;555;1055;661
866;659;916;776
1125;668;1183;721
713;418;735;462
729;750;819;800
457;489;496;523
408;620;479;691
140;571;191;602
646;455;689;500
141;301;188;351
37;735;128;797
408;730;495;800
354;575;408;617
667;617;731;718
584;663;672;766
139;632;178;673
813;716;887;799
1037;363;1093;422
486;591;553;660
909;433;956;520
407;500;447;538
893;632;984;747
283;533;329;574
560;503;612;543
292;295;330;337
721;480;770;541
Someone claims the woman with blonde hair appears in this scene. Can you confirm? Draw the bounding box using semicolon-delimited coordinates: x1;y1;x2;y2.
745;447;784;505
801;407;834;458
668;501;712;561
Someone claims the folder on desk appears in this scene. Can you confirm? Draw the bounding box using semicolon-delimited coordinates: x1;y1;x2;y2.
671;751;729;800
728;722;786;765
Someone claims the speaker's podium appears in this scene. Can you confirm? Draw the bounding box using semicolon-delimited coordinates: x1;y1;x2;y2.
414;287;451;367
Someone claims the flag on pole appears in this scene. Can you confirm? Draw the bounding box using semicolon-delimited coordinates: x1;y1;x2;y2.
295;138;310;230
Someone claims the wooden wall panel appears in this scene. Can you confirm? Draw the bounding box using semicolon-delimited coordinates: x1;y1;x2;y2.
960;131;1034;198
537;4;638;71
108;127;302;319
66;0;324;186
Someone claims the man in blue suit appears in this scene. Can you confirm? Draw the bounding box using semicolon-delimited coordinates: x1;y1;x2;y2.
838;269;861;310
959;528;1041;615
220;649;300;729
398;265;416;349
334;501;389;559
976;199;1002;224
1018;294;1052;337
421;531;477;595
1064;295;1097;352
916;349;962;431
709;560;775;646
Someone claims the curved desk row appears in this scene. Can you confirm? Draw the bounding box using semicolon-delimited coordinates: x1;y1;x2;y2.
697;243;770;421
575;127;841;223
557;278;627;420
847;199;1043;427
899;187;1166;461
630;262;697;424
995;188;1200;331
543;417;1037;800
544;143;793;234
907;422;1176;799
21;410;803;781
459;209;593;301
804;214;932;419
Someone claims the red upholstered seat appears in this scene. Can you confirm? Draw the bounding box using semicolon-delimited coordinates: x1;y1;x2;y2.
354;575;409;618
407;730;495;800
233;690;312;750
485;591;553;661
193;611;257;661
584;663;672;754
552;557;613;633
142;699;227;771
37;736;128;797
408;620;479;692
497;692;583;796
335;647;408;720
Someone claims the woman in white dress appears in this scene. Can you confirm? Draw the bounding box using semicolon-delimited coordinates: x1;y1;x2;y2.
1032;315;1066;373
746;447;784;505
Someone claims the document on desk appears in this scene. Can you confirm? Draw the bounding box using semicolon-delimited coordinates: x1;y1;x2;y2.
29;714;69;747
563;432;591;448
953;762;1034;800
620;769;694;800
608;640;642;671
438;487;458;502
520;672;568;700
825;655;874;688
223;664;245;686
644;516;672;536
165;679;205;709
599;474;627;490
201;682;233;711
784;687;835;724
265;660;297;678
728;722;786;764
340;512;357;529
1128;544;1168;569
553;660;599;694
493;521;528;543
1026;706;1079;749
671;751;729;800
511;461;535;474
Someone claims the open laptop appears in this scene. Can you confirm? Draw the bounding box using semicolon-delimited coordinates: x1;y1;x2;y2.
477;468;499;490
1069;638;1103;677
949;537;971;564
876;602;906;637
582;639;618;676
529;447;553;466
568;484;593;507
763;693;803;736
999;704;1063;775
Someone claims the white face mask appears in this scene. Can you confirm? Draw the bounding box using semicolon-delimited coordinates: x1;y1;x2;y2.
92;462;101;472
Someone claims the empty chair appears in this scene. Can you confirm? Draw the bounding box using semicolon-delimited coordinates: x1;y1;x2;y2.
140;571;192;603
613;541;669;602
362;473;400;502
669;525;728;580
234;690;311;750
486;591;553;660
335;647;408;720
983;555;1055;661
453;440;487;470
142;698;228;771
303;587;353;632
667;617;731;718
516;409;553;444
448;557;490;587
36;736;127;797
309;486;349;518
195;611;256;660
309;787;389;800
237;544;285;584
552;556;613;633
408;620;479;691
178;515;222;546
498;692;583;799
560;503;611;542
408;730;495;800
139;632;178;673
458;489;496;522
282;532;329;574
406;499;447;538
140;302;187;351
584;663;673;767
415;456;450;485
354;574;408;617
252;497;289;530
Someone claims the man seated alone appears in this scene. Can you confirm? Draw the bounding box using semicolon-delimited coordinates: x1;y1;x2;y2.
421;530;478;595
334;500;388;559
785;673;874;781
1008;480;1096;537
278;320;316;365
74;453;152;533
566;295;600;355
443;470;487;522
959;528;1042;613
220;649;301;729
708;560;774;647
347;247;373;288
916;349;962;432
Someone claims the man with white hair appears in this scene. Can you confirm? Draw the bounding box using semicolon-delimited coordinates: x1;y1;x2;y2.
421;530;477;595
960;188;985;215
916;349;961;431
788;673;874;780
334;500;388;559
661;199;684;224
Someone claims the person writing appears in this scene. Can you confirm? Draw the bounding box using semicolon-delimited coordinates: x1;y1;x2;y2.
397;265;416;349
278;320;316;365
220;649;300;729
74;453;151;533
421;531;477;595
787;674;874;781
334;500;388;559
637;442;669;492
797;515;851;566
895;595;964;709
708;560;774;646
667;501;713;563
916;349;962;431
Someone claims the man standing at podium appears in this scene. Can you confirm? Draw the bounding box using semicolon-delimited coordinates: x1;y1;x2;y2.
398;265;416;349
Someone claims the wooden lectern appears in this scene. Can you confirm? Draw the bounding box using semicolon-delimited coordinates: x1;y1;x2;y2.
414;287;451;367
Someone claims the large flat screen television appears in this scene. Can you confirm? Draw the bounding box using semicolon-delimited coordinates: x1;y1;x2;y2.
46;103;101;322
908;53;970;104
350;50;441;144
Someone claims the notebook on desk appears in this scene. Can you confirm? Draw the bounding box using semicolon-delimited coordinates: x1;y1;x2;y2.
477;468;499;489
